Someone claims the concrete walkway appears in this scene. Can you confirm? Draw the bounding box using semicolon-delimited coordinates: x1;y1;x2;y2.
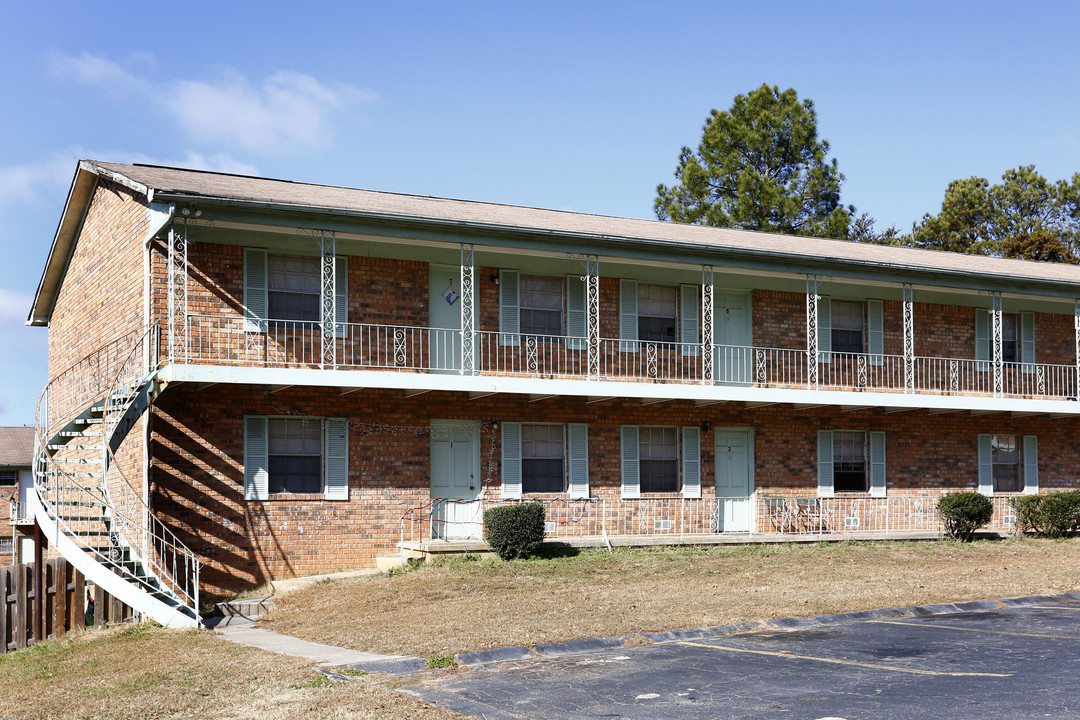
210;617;410;667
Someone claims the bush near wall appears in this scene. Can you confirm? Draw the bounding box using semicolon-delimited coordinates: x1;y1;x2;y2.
938;492;993;542
483;503;545;560
1013;491;1080;537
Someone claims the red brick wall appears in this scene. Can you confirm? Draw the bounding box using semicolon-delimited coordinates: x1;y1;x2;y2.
753;290;804;350
149;385;1080;597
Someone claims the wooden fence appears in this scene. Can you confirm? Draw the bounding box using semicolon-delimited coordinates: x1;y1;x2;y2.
1;558;133;653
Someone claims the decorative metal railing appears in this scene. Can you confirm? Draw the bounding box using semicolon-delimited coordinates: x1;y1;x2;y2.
183;315;1079;402
33;324;200;624
400;492;1024;550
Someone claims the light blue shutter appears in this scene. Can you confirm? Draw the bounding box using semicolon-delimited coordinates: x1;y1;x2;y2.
620;425;640;498
681;426;701;498
680;284;699;357
499;270;520;346
977;434;993;496
1023;435;1039;495
818;297;832;364
501;422;522;499
817;430;834;498
975;309;990;371
868;299;884;367
324;417;349;500
335;256;348;339
566;274;586;350
244;248;268;332
244;416;269;501
1021;312;1036;373
620;279;638;352
869;431;886;498
567;423;589;498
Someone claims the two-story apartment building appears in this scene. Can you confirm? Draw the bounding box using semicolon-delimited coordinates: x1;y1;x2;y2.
26;161;1080;622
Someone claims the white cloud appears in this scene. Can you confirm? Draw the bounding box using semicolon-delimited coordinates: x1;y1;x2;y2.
0;154;75;207
52;53;376;155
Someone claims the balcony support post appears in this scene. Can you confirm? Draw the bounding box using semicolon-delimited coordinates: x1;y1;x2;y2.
701;265;714;385
991;290;1003;396
806;274;820;389
319;230;337;370
166;217;189;364
903;283;915;393
460;243;475;376
586;254;600;380
1074;300;1080;399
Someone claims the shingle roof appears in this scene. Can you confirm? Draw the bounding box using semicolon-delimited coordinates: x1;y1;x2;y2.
90;160;1080;287
0;427;35;467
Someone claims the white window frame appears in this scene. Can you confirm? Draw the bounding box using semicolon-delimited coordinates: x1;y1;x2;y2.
520;423;567;494
519;275;564;338
244;415;349;501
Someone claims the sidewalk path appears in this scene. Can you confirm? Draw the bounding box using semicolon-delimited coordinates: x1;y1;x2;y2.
211;617;409;667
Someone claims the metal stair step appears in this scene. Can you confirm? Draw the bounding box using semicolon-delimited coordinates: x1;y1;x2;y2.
75;418;104;425
51;457;104;464
47;443;104;451
56;431;103;438
38;471;101;479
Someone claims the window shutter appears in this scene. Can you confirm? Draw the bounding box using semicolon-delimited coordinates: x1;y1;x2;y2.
975;309;990;371
501;422;522;499
324;417;349;500
817;430;834;498
244;416;269;501
682;426;701;498
243;248;268;333
868;299;884;367
567;423;589;498
869;431;886;498
499;270;520;346
1021;311;1036;372
566;274;586;350
977;434;993;496
1023;435;1039;495
620;279;638;352
817;296;832;364
620;425;640;498
680;284;699;356
334;256;348;339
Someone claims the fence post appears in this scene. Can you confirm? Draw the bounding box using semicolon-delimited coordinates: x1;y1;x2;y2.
54;558;67;639
72;568;85;631
0;566;8;653
33;522;45;643
15;562;27;649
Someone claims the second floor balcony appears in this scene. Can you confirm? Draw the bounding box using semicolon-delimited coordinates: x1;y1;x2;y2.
174;314;1080;404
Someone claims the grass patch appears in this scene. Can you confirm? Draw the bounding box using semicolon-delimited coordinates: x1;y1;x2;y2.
426;654;455;669
264;538;1080;657
0;624;464;719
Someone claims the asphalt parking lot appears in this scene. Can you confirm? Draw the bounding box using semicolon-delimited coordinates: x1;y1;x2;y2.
401;598;1080;719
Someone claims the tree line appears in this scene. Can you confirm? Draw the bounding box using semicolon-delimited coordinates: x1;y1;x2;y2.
654;83;1080;264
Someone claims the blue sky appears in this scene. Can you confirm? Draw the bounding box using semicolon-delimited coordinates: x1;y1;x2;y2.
1;1;1078;424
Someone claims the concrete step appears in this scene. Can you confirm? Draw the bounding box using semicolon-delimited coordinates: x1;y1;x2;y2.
376;551;424;572
215;596;273;621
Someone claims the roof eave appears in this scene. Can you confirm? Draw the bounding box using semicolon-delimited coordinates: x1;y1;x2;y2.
26;161;152;327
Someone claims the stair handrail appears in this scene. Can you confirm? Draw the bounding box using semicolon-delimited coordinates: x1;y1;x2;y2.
99;324;200;614
32;323;200;620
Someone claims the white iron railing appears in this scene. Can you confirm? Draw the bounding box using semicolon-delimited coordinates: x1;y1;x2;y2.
183;315;1079;402
401;492;1026;550
34;324;200;622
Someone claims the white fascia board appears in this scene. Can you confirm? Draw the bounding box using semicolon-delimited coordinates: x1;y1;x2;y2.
162;363;1080;415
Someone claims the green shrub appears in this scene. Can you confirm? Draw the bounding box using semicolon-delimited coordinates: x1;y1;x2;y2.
484;502;545;560
937;492;993;542
1011;494;1044;535
1038;491;1080;537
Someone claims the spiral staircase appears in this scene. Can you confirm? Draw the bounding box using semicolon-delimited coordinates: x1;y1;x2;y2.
31;325;200;628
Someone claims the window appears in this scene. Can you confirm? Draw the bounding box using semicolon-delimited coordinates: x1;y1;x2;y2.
268;254;321;322
245;416;349;501
991;434;1021;493
638;284;678;342
521;424;565;493
0;470;15;486
268;418;323;494
520;276;563;337
833;431;867;493
831;301;864;354
639;426;679;493
1001;313;1018;363
818;430;886;497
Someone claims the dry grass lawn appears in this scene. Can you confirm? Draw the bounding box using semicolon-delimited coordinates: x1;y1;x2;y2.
265;538;1080;657
0;624;464;720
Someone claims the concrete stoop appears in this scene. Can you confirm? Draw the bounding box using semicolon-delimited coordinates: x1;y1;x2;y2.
214;596;274;622
375;550;425;572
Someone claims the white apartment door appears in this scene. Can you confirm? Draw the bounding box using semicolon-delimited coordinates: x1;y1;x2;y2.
714;292;752;385
429;420;482;540
428;265;479;374
715;429;752;532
